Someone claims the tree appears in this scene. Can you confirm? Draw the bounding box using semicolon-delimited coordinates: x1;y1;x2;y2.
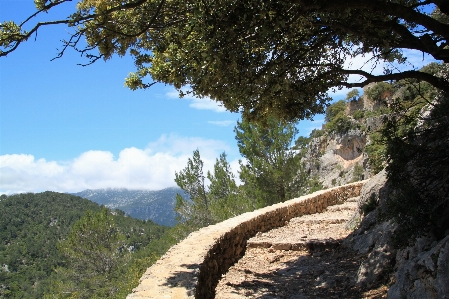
235;117;307;206
174;149;214;233
207;153;249;222
345;89;360;102
174;150;252;237
379;64;449;243
1;1;448;121
49;208;129;299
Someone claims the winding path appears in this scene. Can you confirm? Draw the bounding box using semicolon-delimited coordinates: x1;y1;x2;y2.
215;197;387;299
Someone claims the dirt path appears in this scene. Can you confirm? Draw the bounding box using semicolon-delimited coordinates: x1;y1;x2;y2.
215;197;388;299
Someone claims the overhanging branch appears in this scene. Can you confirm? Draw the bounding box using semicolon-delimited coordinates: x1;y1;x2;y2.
339;69;449;92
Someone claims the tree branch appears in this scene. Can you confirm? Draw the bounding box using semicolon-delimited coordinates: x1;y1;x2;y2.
339;69;449;92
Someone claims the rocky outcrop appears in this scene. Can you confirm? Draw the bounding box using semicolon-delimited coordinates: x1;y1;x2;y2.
303;129;370;188
345;167;449;298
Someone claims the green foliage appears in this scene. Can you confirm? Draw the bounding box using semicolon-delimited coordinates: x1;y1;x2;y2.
174;149;215;234
173;117;310;237
309;128;325;139
393;63;444;105
325;100;346;123
0;192;102;299
364;106;391;118
325;100;361;134
352;109;365;120
374;64;449;244
49;208;129;298
365;132;387;175
173;149;257;238
236;117;307;206
0;192;169;299
345;89;360;101
4;1;448;121
207;153;251;222
383;92;449;244
352;163;365;182
307;177;324;193
365;82;395;103
362;193;378;216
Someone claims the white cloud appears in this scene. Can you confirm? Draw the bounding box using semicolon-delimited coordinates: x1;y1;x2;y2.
207;120;235;127
166;88;226;112
0;135;239;194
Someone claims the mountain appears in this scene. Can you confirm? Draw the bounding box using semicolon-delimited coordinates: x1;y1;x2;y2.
71;187;184;226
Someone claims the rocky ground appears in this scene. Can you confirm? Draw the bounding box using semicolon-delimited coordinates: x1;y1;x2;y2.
215;197;388;299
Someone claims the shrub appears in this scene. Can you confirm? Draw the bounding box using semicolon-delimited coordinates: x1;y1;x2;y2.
383;97;449;245
365;132;386;175
366;82;395;103
309;128;324;139
308;177;323;193
345;89;360;102
352;162;364;182
325;100;346;123
353;109;365;120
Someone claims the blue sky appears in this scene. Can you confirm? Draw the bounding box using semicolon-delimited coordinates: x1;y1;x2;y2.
0;1;435;194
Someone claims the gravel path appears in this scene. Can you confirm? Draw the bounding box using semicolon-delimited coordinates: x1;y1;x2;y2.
215;197;388;299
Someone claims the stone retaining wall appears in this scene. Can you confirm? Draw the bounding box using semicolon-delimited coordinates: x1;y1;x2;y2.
127;181;366;299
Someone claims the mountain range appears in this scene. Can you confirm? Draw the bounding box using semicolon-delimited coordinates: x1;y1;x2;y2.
71;187;184;226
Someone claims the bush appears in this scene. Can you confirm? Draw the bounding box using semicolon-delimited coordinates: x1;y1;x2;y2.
325;100;346;123
362;193;378;215
353;109;365;120
309;128;324;139
365;132;386;175
366;82;395;103
345;89;360;102
352;162;364;182
325;100;362;134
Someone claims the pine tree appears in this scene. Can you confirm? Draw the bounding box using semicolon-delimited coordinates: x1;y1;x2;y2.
235;117;306;206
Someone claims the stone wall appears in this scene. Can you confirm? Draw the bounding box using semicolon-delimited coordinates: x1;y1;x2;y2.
127;181;366;299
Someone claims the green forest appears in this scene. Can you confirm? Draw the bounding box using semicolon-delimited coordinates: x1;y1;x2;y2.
0;192;171;298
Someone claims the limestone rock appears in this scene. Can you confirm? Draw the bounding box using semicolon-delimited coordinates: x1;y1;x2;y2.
353;221;397;288
387;235;449;299
303;129;370;189
356;169;388;215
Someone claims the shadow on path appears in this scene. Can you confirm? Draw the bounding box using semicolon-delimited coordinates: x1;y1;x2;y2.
217;243;386;299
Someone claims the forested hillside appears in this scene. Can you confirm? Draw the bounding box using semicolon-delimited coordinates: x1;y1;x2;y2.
0;192;170;298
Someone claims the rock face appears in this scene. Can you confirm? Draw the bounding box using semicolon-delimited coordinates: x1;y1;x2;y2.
344;166;449;298
388;235;449;299
343;171;398;289
302;91;387;190
303;129;370;189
